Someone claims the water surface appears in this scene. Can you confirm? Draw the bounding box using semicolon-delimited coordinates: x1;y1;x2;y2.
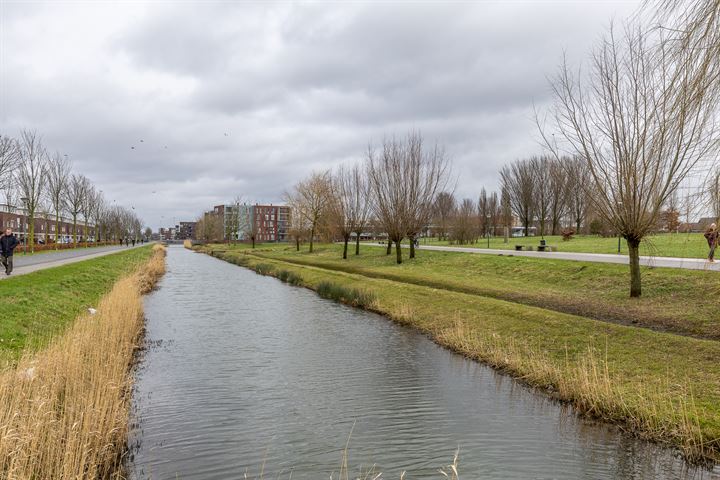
128;246;719;479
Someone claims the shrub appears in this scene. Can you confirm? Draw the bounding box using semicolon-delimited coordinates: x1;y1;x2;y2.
316;281;376;308
276;269;303;286
253;263;275;275
561;228;575;241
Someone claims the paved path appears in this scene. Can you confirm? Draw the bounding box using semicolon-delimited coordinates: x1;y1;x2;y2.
368;243;720;271
0;244;149;280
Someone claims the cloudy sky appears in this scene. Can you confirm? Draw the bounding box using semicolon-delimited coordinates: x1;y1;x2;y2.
1;0;641;229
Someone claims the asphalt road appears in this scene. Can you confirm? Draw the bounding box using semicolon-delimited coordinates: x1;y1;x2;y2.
1;244;149;279
369;243;720;271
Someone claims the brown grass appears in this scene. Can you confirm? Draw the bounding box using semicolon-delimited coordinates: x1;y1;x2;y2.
0;244;166;479
437;319;711;463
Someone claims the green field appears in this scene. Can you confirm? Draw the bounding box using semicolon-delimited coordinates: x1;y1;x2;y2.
410;232;710;258
200;242;720;462
0;246;153;365
221;242;720;339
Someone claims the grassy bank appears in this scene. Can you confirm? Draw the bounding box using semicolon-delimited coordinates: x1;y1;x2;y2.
0;244;166;479
413;232;710;258
201;244;720;465
0;246;153;366
217;243;720;340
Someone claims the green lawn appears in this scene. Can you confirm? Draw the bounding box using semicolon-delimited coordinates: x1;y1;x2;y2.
0;246;153;365
411;232;710;258
221;242;720;339
201;242;720;462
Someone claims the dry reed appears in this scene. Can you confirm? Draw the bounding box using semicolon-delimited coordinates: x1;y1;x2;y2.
0;244;166;479
437;319;713;463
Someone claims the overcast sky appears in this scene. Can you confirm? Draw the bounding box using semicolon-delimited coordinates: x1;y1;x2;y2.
1;0;641;229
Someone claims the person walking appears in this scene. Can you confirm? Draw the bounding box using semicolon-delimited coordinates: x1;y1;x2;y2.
704;223;718;262
0;228;20;275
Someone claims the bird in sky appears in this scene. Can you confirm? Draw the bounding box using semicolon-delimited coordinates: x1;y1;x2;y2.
131;146;135;149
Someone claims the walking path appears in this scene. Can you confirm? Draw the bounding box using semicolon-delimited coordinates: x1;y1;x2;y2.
0;244;149;280
369;243;720;271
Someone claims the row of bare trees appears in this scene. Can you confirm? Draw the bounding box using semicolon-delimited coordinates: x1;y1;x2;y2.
498;155;590;238
0;130;144;252
285;132;451;264
539;0;720;297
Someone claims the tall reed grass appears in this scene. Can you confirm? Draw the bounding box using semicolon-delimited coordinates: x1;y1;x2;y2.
0;244;166;479
437;319;713;464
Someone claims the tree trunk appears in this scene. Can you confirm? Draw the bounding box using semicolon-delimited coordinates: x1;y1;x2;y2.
343;235;349;259
627;237;642;298
355;233;360;255
309;227;315;253
386;239;392;255
409;235;416;259
252;237;256;249
72;217;77;248
55;212;60;250
28;212;35;253
296;238;300;251
395;239;402;264
576;218;581;234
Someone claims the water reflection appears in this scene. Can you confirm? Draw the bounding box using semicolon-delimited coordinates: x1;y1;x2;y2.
127;246;719;479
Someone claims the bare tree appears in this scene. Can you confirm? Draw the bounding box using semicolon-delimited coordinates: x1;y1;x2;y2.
531;156;552;238
80;178;95;244
16;130;48;253
544;21;719;297
329;163;371;259
450;198;476;245
0;135;19;192
65;174;87;247
90;189;106;242
707;169;720;224
403;133;451;259
46;152;71;247
565;156;590;233
368;139;408;263
488;191;500;237
548;158;569;235
433;192;456;241
500;159;535;237
501;186;512;243
285;171;331;253
477;188;489;241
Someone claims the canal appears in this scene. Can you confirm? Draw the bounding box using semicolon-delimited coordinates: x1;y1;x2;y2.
127;246;719;479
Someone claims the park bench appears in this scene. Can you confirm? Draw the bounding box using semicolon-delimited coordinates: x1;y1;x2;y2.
515;242;558;252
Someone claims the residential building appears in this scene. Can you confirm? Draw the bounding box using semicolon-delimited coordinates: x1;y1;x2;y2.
0;203;97;243
178;221;197;240
210;203;291;242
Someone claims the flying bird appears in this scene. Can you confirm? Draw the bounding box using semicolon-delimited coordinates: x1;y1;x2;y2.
140;139;144;142
131;146;135;149
224;133;228;136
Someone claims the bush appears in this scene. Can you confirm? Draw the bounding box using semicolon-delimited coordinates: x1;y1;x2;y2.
316;281;376;308
253;263;275;275
277;269;303;286
561;228;575;241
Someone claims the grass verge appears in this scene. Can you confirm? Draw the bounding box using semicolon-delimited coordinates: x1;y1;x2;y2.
0;244;166;479
223;243;720;340
0;246;154;366
203;245;720;466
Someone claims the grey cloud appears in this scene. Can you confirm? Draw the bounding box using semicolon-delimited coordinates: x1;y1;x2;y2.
1;0;640;228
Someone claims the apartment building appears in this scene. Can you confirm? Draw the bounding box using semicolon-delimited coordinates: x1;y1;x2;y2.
0;203;97;243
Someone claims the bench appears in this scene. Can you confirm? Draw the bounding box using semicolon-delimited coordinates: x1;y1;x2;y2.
515;244;557;252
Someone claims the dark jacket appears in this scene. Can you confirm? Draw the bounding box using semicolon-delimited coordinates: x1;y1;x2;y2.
705;228;719;248
0;234;19;257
